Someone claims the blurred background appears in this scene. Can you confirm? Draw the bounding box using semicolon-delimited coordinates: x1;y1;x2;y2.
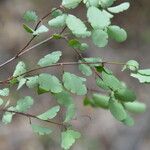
0;0;150;150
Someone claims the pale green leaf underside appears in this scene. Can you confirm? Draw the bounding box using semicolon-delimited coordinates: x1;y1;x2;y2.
15;96;34;112
37;106;60;120
131;73;150;83
66;15;91;38
13;61;26;79
63;72;87;95
0;88;9;96
61;129;81;150
48;14;67;28
62;0;82;9
64;104;75;122
87;6;111;29
108;2;130;13
99;0;115;8
78;61;92;76
31;124;52;135
39;73;63;93
38;51;62;67
23;11;38;22
33;25;49;35
122;60;139;71
92;29;108;47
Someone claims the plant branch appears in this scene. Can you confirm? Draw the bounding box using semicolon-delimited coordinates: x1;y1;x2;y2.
0;60;127;85
63;37;104;80
2;109;65;127
0;7;61;70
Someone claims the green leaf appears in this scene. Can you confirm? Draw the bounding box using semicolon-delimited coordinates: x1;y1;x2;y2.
15;96;34;112
92;29;108;47
38;51;62;67
48;14;67;28
102;10;114;19
66;15;91;38
38;74;63;93
68;39;89;51
83;96;95;107
138;69;150;76
87;6;111;29
51;8;63;18
122;60;139;71
108;2;130;13
92;93;109;109
107;25;127;42
102;71;123;91
109;98;127;121
63;72;87;95
62;0;82;9
33;25;49;35
122;113;134;127
23;24;34;33
0;88;9;96
79;43;89;51
114;88;136;102
124;102;146;113
64;104;75;123
96;78;109;90
37;87;49;95
13;61;26;79
17;78;27;90
37;106;60;120
2;107;16;124
84;0;100;7
0;98;4;106
52;34;63;39
31;124;52;135
26;76;39;88
131;73;150;83
54;91;73;107
23;10;38;22
68;39;81;49
99;0;115;8
61;129;81;150
78;61;92;76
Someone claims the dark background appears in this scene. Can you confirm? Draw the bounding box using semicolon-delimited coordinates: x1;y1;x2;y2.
0;0;150;150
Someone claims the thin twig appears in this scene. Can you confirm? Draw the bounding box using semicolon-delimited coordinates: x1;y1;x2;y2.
63;37;103;80
2;109;65;127
0;7;61;69
0;60;127;85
